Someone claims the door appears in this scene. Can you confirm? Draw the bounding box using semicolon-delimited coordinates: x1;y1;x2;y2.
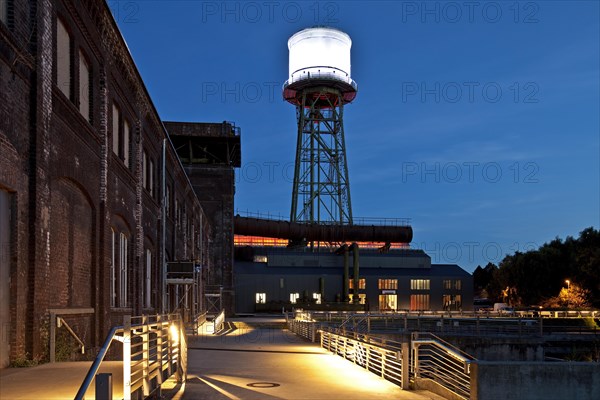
379;294;397;311
0;190;11;368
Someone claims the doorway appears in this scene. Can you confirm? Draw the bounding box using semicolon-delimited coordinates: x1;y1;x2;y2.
379;294;397;311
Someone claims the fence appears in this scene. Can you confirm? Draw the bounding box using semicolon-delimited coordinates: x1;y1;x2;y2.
75;313;186;400
411;332;475;399
288;319;318;342
320;328;409;389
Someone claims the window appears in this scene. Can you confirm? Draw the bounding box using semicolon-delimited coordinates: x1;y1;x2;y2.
111;229;129;308
410;294;430;311
312;293;322;304
443;294;462;310
110;229;116;307
255;293;266;304
119;233;128;307
290;293;299;304
142;150;148;189
348;293;366;304
78;50;91;122
379;294;397;311
144;249;152;309
149;159;154;196
443;279;462;290
1;0;8;25
123;120;130;168
378;279;398;290
411;279;430;290
349;278;366;290
112;104;120;156
56;18;71;98
253;255;267;263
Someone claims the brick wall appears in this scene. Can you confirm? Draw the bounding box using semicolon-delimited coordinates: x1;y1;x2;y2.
0;0;213;364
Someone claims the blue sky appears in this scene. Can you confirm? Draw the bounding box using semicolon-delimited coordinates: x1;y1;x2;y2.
115;1;599;272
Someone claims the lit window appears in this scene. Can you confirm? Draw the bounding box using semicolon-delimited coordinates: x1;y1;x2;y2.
290;293;299;304
443;280;452;290
349;278;366;289
78;49;91;121
312;293;321;304
378;279;398;290
454;280;462;290
410;294;430;311
411;279;430;290
348;294;367;304
443;294;462;310
56;18;71;98
112;104;120;156
253;255;268;263
256;293;266;304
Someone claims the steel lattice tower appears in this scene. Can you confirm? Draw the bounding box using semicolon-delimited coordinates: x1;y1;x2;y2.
283;27;357;225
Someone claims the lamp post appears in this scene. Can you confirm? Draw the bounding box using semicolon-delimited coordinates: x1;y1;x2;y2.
565;280;570;309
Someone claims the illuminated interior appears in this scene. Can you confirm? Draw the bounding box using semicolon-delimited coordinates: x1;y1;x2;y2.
234;235;410;250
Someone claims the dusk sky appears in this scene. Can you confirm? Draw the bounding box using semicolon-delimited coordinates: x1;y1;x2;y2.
114;1;599;272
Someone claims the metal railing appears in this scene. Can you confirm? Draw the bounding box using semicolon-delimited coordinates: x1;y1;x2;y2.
320;328;409;389
75;313;186;400
288;319;318;342
48;308;94;363
412;332;475;399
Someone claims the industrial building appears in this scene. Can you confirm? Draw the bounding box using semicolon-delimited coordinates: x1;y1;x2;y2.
234;246;472;313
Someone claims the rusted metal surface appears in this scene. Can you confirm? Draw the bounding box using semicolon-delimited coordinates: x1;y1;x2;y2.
234;216;413;244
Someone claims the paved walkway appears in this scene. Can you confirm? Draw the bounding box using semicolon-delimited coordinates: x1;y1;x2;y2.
180;318;445;400
0;318;445;400
0;361;123;400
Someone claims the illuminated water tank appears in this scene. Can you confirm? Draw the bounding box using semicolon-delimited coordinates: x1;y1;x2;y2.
284;27;357;104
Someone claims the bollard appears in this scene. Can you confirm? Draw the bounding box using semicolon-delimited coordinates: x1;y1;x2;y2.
96;373;113;400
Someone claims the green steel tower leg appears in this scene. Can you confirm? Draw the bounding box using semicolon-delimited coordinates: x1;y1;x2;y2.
290;87;353;226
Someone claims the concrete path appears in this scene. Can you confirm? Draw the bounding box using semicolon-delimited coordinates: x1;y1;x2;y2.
0;317;445;400
0;361;123;400
180;318;445;400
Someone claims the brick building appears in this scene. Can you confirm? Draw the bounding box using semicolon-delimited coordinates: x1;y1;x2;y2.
0;0;226;367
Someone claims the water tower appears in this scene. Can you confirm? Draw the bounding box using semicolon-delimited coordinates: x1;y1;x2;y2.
283;27;357;225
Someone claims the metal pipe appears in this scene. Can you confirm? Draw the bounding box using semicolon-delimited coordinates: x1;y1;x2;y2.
234;216;412;243
352;242;359;304
342;245;349;302
75;326;119;400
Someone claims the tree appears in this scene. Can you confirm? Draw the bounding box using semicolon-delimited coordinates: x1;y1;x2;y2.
541;283;591;309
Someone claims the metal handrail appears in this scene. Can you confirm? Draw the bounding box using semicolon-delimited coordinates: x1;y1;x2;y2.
412;332;475;399
319;327;409;389
75;313;186;400
74;326;119;400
